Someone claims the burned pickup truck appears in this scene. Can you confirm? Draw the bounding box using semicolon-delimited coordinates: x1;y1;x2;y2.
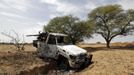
28;32;92;69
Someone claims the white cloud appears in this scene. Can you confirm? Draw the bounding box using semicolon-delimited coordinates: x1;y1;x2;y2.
118;0;134;10
40;0;81;15
0;12;28;19
0;2;8;9
37;21;48;26
39;0;98;19
57;3;79;14
49;13;62;19
40;0;59;5
2;0;30;11
85;2;97;10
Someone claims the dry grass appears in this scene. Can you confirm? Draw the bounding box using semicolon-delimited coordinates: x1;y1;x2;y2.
0;44;44;75
0;51;45;75
0;44;36;52
0;43;134;75
74;50;134;75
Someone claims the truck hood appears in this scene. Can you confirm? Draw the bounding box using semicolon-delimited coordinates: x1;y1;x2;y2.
57;45;87;55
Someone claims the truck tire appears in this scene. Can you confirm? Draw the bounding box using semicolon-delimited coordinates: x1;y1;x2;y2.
57;55;70;71
84;54;93;67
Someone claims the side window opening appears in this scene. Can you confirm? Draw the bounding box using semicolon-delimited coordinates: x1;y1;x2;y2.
47;35;56;44
57;36;64;43
57;36;64;45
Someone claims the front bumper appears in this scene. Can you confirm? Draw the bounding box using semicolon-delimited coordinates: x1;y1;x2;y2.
70;54;93;69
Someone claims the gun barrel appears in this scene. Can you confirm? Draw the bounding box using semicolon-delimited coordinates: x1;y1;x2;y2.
26;34;39;37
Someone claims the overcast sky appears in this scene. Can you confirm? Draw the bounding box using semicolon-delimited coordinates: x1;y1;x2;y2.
0;0;134;43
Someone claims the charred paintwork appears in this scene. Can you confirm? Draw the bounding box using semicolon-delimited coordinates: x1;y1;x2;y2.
28;32;92;69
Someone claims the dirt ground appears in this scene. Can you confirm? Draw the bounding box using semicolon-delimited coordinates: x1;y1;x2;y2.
0;44;45;75
0;43;134;75
74;49;134;75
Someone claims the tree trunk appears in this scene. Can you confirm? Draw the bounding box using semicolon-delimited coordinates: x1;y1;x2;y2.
69;36;76;44
106;40;110;48
72;40;76;44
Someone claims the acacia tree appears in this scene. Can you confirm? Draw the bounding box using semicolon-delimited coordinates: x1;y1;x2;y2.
44;15;93;44
88;4;134;48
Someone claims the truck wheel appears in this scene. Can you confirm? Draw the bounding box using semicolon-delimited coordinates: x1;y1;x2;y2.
84;55;93;67
57;56;70;71
85;58;90;65
60;59;70;71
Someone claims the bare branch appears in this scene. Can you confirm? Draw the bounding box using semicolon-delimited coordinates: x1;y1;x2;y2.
1;31;25;51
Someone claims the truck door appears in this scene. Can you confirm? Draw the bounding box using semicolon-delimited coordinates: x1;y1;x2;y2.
47;35;58;58
37;35;58;59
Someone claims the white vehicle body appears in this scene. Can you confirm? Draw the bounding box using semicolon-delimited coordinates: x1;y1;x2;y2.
58;45;87;56
32;32;92;69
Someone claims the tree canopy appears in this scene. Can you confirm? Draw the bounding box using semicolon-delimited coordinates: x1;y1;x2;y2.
44;15;93;44
88;4;134;48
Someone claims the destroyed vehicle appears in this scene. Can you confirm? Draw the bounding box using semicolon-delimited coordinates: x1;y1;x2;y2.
29;32;92;69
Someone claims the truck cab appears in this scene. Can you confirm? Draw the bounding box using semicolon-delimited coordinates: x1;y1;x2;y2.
32;32;92;69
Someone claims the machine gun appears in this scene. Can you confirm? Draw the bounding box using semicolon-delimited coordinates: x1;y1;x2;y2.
27;32;49;47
